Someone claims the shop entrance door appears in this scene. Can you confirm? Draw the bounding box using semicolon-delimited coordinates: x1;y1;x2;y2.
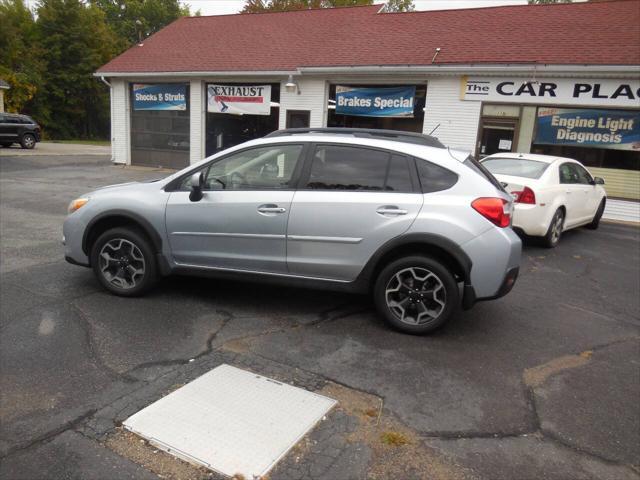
477;119;518;158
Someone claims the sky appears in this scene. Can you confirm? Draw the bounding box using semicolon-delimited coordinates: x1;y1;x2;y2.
181;0;532;17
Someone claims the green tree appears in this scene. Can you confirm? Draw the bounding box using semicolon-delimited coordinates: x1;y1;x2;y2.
90;0;193;48
0;0;44;112
34;0;119;138
383;0;414;12
241;0;373;13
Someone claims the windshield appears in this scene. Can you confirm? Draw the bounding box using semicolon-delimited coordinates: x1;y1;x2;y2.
482;158;550;180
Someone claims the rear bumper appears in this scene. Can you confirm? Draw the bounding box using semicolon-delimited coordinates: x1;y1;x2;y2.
512;203;553;237
462;266;519;308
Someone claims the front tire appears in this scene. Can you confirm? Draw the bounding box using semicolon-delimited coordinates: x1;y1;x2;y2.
586;199;605;230
543;209;565;248
20;133;36;149
90;227;158;297
374;255;459;335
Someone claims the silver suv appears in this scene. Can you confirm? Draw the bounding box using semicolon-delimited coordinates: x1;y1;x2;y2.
64;128;521;334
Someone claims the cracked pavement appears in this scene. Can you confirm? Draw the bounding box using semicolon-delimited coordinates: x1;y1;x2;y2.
0;154;638;479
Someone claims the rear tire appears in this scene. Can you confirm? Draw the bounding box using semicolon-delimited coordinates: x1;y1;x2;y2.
90;227;158;297
374;255;459;335
543;209;564;248
586;199;605;230
20;133;36;149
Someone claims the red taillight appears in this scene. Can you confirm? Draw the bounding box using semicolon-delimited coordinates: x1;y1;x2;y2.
512;186;536;204
471;197;511;228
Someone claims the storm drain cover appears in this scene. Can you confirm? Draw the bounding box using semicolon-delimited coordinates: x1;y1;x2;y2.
123;364;337;478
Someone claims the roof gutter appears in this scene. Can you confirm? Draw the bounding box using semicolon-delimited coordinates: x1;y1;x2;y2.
93;70;299;78
297;64;640;77
94;64;640;79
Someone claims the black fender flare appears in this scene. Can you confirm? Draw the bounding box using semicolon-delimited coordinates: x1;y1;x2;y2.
355;232;473;289
82;209;164;256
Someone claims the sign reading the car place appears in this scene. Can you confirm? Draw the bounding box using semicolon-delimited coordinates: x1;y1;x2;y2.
133;84;187;111
535;108;640;151
461;77;640;108
335;86;416;117
207;85;272;115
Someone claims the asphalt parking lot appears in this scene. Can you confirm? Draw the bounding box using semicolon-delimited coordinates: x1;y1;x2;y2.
0;153;638;480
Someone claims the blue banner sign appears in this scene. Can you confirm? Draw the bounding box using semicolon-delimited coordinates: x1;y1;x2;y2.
133;83;187;111
335;86;416;117
535;108;640;151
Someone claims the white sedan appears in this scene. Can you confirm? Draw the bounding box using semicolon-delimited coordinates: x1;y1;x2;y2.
480;153;607;247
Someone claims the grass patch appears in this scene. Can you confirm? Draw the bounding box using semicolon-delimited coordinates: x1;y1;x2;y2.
50;139;110;146
380;431;410;446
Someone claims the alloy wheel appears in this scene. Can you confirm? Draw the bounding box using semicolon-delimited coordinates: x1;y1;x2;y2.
551;213;563;244
98;238;146;289
23;135;35;148
385;267;446;325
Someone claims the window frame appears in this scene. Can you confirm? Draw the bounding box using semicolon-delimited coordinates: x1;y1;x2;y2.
298;143;420;194
165;142;309;192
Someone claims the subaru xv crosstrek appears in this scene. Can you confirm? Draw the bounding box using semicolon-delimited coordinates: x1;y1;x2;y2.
63;128;521;334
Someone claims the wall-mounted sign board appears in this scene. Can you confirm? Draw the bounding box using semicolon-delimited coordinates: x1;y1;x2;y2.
132;83;187;111
335;86;416;117
207;85;272;115
461;77;640;108
535;107;640;151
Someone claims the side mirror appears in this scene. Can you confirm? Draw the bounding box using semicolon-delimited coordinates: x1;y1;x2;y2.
189;171;204;202
594;176;605;185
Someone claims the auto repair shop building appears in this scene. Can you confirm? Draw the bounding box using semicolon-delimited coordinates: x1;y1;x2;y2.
96;0;640;200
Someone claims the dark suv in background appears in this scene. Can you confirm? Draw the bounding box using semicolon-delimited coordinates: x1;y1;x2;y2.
0;113;41;149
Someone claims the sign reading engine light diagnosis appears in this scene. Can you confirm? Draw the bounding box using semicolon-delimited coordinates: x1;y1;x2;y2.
535;108;640;151
207;85;272;115
335;86;416;117
133;84;187;111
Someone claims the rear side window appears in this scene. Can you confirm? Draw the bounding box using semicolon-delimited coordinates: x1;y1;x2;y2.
305;145;414;192
415;159;458;193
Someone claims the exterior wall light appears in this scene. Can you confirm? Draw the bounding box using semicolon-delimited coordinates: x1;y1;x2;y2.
285;75;301;94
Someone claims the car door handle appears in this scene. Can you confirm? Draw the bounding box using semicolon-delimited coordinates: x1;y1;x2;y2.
376;206;408;216
257;204;286;214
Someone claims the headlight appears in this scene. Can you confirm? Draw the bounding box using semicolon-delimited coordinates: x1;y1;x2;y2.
68;197;90;214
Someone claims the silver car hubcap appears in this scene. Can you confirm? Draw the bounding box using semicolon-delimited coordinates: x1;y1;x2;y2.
98;238;145;289
551;214;563;243
24;136;34;147
385;267;446;325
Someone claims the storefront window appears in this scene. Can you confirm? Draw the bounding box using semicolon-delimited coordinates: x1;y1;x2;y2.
205;83;280;157
130;83;190;169
327;84;426;133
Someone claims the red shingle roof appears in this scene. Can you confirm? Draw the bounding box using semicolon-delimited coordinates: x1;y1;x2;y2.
98;0;640;74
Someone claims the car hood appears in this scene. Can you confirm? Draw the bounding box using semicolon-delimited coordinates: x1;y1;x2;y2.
84;179;162;197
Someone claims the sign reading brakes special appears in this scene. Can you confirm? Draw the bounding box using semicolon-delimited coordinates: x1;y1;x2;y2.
335;86;416;117
207;85;271;115
535;108;640;151
461;77;640;108
133;84;187;111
